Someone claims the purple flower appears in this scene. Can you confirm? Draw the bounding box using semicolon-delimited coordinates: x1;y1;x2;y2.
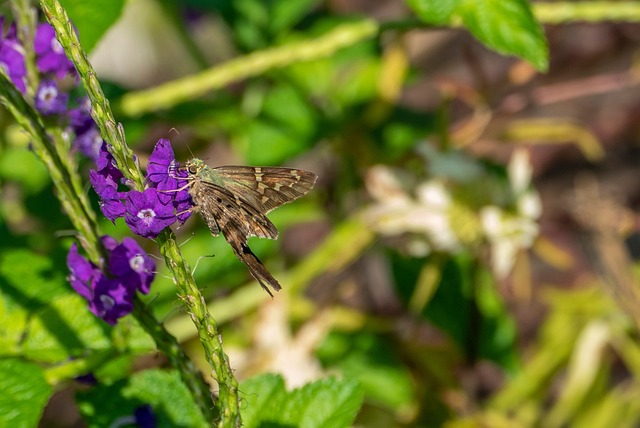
109;237;155;294
134;405;157;428
67;243;102;301
69;97;93;135
67;238;149;326
174;193;193;223
35;80;68;115
147;138;178;190
90;170;125;222
125;188;176;238
34;23;75;79
0;22;26;93
146;138;193;223
75;127;103;162
95;144;123;183
100;235;119;252
90;276;134;325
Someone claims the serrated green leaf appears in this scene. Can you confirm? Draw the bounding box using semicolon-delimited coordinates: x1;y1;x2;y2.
58;0;125;52
124;369;208;428
406;0;548;71
405;0;461;24
0;359;52;428
240;373;287;428
281;378;363;428
22;294;111;363
240;374;363;428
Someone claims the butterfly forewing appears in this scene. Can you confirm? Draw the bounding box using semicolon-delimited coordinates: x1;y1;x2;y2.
212;166;318;213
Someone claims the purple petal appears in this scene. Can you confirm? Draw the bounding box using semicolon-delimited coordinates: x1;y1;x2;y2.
109;237;156;294
147;139;178;190
89;277;134;325
125;188;176;238
67;243;100;301
100;235;119;252
34;23;75;77
75;127;103;162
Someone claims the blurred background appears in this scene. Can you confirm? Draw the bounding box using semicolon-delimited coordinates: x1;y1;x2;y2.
3;0;640;426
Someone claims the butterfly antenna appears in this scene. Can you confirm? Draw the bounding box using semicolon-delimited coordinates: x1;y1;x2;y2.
192;254;215;276
179;233;196;247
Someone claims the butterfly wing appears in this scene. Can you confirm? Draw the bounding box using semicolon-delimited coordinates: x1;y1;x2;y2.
211;166;317;214
189;178;278;240
189;178;282;295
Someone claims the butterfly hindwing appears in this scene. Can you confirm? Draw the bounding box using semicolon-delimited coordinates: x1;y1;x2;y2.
190;179;278;240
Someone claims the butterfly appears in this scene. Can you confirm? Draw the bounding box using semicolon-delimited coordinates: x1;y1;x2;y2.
183;158;317;296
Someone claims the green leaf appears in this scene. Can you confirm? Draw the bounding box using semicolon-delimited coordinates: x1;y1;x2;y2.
0;291;28;356
59;0;126;52
78;370;208;427
240;373;287;428
0;249;69;311
405;0;461;24
281;378;363;428
124;370;208;428
406;0;548;71
76;379;136;428
240;374;363;428
0;359;52;428
458;0;548;71
22;294;112;363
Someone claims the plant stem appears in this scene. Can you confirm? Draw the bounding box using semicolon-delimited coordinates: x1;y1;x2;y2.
118;19;379;116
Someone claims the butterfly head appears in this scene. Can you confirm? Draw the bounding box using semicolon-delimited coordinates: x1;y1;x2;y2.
184;158;205;176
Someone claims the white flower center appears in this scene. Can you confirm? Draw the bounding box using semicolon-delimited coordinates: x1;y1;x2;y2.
99;294;115;311
39;86;57;103
129;254;145;273
137;208;156;225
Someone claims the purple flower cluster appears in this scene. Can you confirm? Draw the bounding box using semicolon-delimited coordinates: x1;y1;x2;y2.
0;18;103;161
91;138;193;239
0;18;27;93
67;236;155;325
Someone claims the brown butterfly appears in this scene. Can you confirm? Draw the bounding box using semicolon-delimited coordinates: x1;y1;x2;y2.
183;158;317;296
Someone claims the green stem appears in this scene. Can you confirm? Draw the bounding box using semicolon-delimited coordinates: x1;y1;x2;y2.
118;19;379;116
533;1;640;24
39;1;241;425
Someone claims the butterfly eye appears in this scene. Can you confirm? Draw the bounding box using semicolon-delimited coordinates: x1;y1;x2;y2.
188;165;198;174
